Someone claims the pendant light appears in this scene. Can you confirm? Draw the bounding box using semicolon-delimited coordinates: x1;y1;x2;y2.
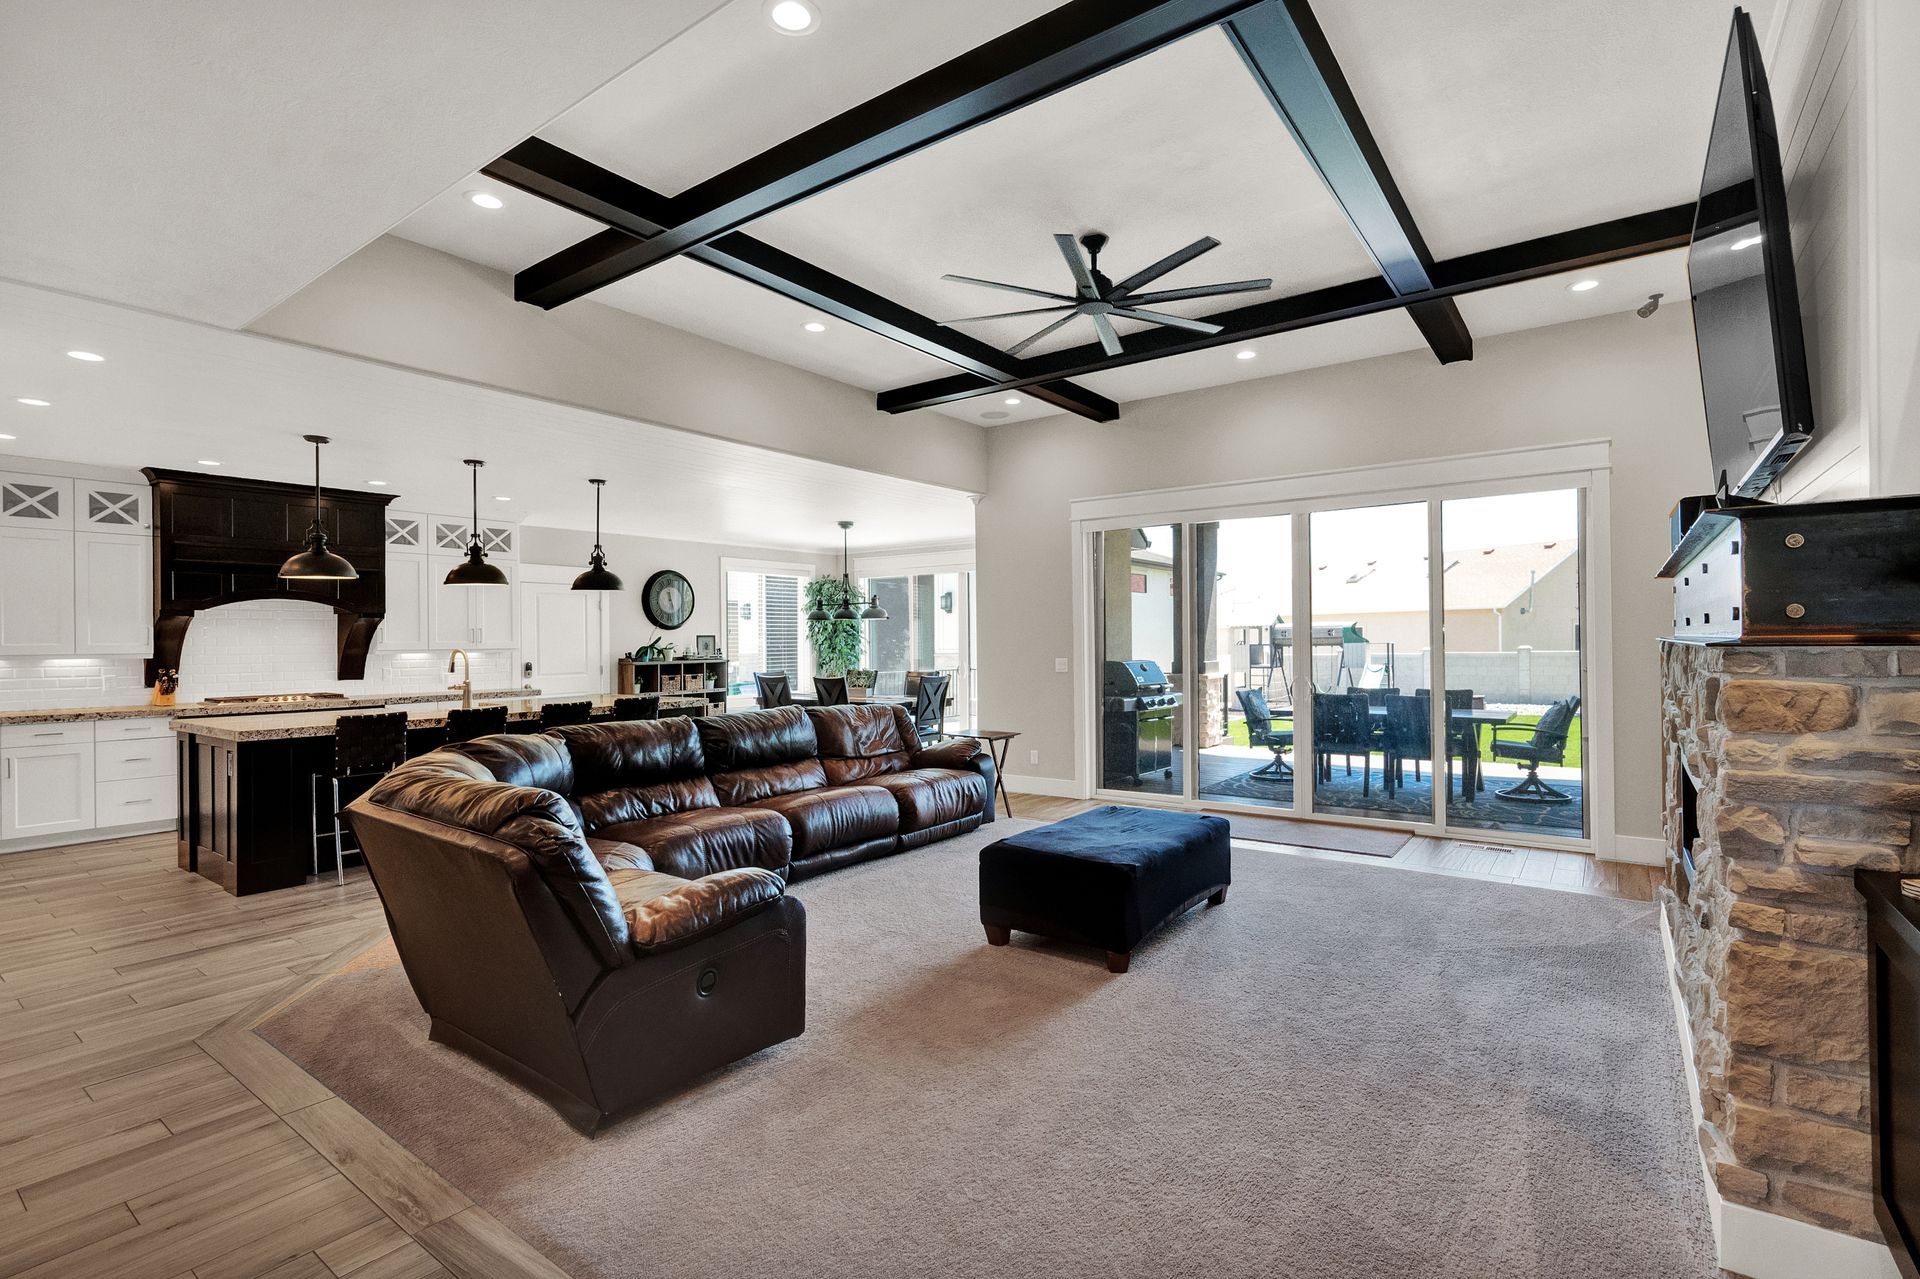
571;478;623;591
443;459;508;586
808;520;888;623
278;435;358;581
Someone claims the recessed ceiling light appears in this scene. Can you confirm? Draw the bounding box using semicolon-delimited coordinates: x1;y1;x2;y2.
1731;233;1763;251
0;434;15;441
1567;279;1600;293
1003;396;1022;406
66;350;104;362
981;410;1010;421
14;398;49;407
465;190;504;210
196;459;220;467
765;0;820;35
367;479;387;487
803;321;827;332
1235;349;1257;360
493;495;512;502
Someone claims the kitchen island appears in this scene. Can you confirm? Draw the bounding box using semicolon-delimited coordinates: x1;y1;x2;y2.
172;692;709;895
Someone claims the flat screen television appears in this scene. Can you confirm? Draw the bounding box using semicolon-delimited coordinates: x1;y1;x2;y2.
1687;7;1815;500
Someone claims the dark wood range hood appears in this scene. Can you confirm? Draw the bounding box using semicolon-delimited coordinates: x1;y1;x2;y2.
141;468;394;686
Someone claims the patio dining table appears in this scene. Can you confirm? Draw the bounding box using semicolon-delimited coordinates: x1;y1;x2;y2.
1268;704;1512;794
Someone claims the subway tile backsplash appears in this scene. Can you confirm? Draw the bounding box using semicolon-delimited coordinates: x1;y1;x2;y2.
0;600;521;710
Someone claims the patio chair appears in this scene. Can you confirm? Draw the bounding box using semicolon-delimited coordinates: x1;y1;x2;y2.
1488;695;1581;803
1235;687;1292;780
1364;687;1400;707
1427;688;1483;795
1312;692;1375;797
754;672;792;708
1381;694;1431;796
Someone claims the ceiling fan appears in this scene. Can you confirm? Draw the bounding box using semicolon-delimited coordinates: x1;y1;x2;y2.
940;232;1272;357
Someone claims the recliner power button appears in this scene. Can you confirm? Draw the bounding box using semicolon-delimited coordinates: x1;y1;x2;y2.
697;968;718;997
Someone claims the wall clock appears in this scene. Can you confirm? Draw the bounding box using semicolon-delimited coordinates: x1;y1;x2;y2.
642;570;695;629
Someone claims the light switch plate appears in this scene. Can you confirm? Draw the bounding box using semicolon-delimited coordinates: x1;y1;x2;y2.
1054;657;1069;673
1028;749;1040;764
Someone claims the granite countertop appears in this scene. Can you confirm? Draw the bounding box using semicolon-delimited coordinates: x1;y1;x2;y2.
0;688;537;727
173;693;712;743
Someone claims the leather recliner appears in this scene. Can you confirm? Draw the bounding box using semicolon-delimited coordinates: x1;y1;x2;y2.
344;704;993;1132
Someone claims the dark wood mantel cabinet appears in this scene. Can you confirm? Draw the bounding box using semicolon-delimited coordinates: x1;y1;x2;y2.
141;468;393;685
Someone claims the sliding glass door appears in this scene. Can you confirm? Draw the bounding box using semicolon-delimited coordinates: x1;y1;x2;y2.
1093;525;1182;797
1195;516;1294;812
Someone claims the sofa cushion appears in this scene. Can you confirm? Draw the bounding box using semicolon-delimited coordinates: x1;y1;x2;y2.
807;703;919;785
869;768;990;834
548;720;718;832
747;785;898;861
616;867;786;954
698;706;827;805
587;836;653;872
598;807;792;879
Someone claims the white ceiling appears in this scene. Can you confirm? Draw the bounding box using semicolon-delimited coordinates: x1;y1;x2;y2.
0;0;728;328
0;280;975;552
386;0;1750;424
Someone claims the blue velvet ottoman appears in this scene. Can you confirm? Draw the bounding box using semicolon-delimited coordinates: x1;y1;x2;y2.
979;805;1231;973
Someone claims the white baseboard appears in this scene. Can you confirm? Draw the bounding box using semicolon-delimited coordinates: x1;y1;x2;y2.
1604;833;1665;866
1660;913;1900;1279
0;820;172;856
1000;773;1083;800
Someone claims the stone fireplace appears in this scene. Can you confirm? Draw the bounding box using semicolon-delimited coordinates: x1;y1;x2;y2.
1661;640;1920;1244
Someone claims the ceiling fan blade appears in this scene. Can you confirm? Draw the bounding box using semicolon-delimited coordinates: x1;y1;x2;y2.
1090;312;1124;357
941;273;1079;303
1005;312;1083;356
940;304;1079;325
1107;307;1225;335
1122;278;1274;305
1110;237;1221;296
1054;234;1099;298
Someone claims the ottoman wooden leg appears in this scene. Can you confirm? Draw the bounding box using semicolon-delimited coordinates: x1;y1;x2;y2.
1105;950;1130;974
1207;887;1228;907
984;925;1011;946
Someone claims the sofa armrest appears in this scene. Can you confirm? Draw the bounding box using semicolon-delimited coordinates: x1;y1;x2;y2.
623;867;786;954
912;737;983;770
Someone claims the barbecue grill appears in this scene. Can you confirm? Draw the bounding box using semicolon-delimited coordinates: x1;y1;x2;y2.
1101;659;1180;787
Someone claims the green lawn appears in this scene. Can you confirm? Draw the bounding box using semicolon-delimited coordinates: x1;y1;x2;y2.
1224;712;1582;770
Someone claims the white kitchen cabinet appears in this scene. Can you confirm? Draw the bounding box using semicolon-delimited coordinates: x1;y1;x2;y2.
0;527;77;654
384;510;426;552
75;481;150;533
379;551;431;650
429;517;473;555
428;555;515;648
477;522;517;560
74;530;152;655
0;472;74;530
2;740;95;841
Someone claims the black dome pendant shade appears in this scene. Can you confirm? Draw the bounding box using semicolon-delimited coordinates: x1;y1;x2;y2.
571;478;623;592
443;459;508;587
278;435;358;581
807;520;888;623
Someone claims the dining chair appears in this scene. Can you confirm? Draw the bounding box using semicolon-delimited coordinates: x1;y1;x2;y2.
911;673;950;744
1488;695;1580;803
311;712;408;884
614;696;658;721
444;705;508;744
1364;687;1400;707
813;677;848;706
1312;692;1375;796
539;700;593;730
754;672;792;708
1381;694;1431;796
1236;687;1292;780
1442;688;1481;794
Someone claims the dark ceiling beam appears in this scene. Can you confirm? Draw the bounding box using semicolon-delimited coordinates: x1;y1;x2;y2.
511;0;1269;308
484;139;1117;422
1223;0;1470;364
875;203;1695;412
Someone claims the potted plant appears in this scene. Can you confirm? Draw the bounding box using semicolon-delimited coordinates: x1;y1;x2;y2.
846;669;878;702
805;577;862;680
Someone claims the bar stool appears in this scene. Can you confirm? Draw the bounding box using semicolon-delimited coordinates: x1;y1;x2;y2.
445;705;508;743
311;712;408;884
614;696;658;721
540;700;593;730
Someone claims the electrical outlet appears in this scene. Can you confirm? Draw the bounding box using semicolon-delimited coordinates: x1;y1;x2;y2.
1027;749;1040;764
1054;657;1069;673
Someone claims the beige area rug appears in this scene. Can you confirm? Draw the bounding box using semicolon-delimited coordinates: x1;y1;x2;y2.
1218;811;1412;857
261;820;1715;1279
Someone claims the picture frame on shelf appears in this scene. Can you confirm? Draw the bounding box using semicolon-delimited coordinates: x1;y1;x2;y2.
693;634;719;657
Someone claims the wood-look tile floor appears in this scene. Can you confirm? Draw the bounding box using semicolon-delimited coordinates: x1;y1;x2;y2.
0;801;1660;1278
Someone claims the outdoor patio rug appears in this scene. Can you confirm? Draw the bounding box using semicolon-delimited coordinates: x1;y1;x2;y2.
261;820;1716;1279
1206;763;1585;836
1219;811;1411;856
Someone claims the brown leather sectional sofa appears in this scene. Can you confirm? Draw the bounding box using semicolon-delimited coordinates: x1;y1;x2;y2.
345;702;994;1133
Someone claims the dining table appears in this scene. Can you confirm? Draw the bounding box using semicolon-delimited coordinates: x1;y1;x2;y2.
1268;703;1512;794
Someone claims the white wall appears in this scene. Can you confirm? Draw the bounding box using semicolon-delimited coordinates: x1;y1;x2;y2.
249;235;991;495
518;525;833;661
977;308;1708;841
